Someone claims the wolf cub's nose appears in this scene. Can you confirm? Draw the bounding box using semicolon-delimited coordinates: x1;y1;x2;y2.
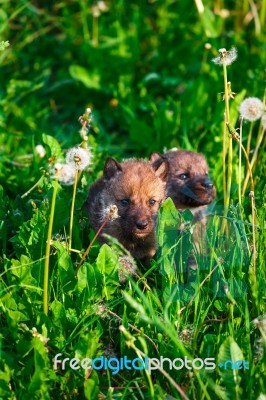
202;179;213;189
136;220;148;230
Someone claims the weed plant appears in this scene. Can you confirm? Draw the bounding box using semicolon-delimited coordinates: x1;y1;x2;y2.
0;1;265;399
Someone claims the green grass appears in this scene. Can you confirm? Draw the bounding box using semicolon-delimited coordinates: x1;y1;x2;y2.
0;1;265;399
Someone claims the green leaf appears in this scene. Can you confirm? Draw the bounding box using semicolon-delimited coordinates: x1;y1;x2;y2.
75;262;102;301
75;332;101;360
42;133;64;160
28;337;56;397
69;65;101;90
6;309;28;325
14;206;48;259
84;376;99;400
10;255;37;287
51;300;67;332
0;41;9;51
52;241;76;292
157;198;180;248
123;291;152;324
217;337;244;398
96;244;119;299
199;7;220;38
156;198;181;276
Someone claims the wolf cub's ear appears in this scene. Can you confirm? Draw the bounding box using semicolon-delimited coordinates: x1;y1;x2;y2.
149;152;169;181
104;157;122;179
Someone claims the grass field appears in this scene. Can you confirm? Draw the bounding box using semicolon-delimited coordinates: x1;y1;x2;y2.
0;1;265;399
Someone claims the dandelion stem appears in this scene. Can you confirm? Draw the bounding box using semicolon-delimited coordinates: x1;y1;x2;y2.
222;114;228;207
43;179;59;315
249;0;261;36
223;67;230;123
242;127;265;195
260;0;266;26
92;15;99;46
227;123;255;192
246;122;254;158
21;176;44;199
238;117;243;206
249;191;257;282
76;214;111;275
80;0;90;42
68;168;79;253
222;65;232;233
194;0;204;13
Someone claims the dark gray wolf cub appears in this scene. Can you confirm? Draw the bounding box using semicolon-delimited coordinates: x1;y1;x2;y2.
151;149;216;270
163;149;216;222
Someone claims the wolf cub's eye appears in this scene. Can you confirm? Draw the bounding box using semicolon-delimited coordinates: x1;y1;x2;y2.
149;199;156;206
179;173;188;180
120;199;130;206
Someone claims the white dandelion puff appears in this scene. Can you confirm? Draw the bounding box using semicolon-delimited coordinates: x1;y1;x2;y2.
239;97;264;122
118;255;138;283
66;146;92;171
257;394;266;400
79;108;93;140
35;144;46;158
31;327;50;345
212;47;238;66
97;1;108;12
101;204;119;221
51;163;75;185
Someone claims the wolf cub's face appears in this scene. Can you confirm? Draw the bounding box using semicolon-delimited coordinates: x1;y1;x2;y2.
162;150;216;209
103;157;168;238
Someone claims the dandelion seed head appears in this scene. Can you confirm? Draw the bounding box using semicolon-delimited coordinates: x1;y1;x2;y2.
118;255;138;283
253;315;266;363
253;318;260;327
179;324;194;345
66;147;92;171
97;1;108;12
223;283;229;294
51;163;75;185
35;144;46;158
79;108;92;129
239;97;264;122
102;204;119;221
254;314;266;332
31;327;50;345
108;205;119;220
212;47;237;66
219;48;227;55
257;394;266;400
94;303;110;319
92;1;108;17
91;6;100;17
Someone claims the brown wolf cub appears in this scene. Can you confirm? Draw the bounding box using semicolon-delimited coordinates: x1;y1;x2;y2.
86;156;168;263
